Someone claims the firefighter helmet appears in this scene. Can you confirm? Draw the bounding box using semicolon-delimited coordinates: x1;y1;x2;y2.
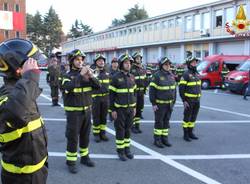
0;38;46;77
185;56;198;66
159;57;171;68
111;57;118;63
132;52;142;60
94;53;106;63
118;53;131;70
68;49;86;63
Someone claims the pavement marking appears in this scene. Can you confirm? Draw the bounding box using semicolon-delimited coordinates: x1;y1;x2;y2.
49;152;155;160
176;101;250;118
41;93;221;184
43;118;250;124
38;103;52;106
48;152;250;160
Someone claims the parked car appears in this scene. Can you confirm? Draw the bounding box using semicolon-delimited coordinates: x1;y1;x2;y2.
197;55;250;89
225;60;250;94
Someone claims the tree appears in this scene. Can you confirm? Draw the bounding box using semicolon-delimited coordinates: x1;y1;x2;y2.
67;19;93;39
110;4;148;27
43;6;64;55
27;11;44;49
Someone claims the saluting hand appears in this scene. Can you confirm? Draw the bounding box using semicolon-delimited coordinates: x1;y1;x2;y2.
21;58;39;74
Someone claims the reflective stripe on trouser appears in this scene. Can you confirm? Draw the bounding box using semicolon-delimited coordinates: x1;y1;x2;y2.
65;110;91;162
79;147;89;157
182;121;195;128
134;93;144;125
92;96;108;134
183;101;200;126
66;151;77;161
124;138;131;147
1;165;48;184
154;104;172;136
114;108;133;150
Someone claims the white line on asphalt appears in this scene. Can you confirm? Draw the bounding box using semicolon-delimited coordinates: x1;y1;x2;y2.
43;118;250;124
48;152;155;160
41;93;222;183
40;93;221;184
176;101;250;118
48;152;250;160
144;104;183;107
38;103;52;105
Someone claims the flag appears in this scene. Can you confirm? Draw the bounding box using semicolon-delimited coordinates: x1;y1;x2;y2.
0;11;13;30
0;11;25;31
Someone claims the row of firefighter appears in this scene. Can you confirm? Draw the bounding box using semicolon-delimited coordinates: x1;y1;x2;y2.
46;49;201;173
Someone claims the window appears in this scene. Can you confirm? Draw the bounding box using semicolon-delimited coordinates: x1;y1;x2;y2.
16;31;20;38
128;28;132;34
161;21;168;29
154;22;159;30
225;7;234;25
202;12;210;29
148;24;152;31
137;26;142;32
15;4;20;12
132;27;136;33
215;10;223;27
168;19;174;28
176;18;182;27
194;50;201;58
185;51;192;58
4;31;9;39
194;14;201;30
208;62;219;72
203;50;209;57
185;16;192;32
4;3;8;11
143;25;148;31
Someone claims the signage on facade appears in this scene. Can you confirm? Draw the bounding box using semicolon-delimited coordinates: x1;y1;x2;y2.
225;5;250;37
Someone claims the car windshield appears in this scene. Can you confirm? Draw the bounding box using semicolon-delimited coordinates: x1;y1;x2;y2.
237;60;250;71
197;61;209;72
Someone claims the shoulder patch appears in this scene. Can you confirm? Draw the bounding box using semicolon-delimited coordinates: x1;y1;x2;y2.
118;78;124;82
160;76;165;81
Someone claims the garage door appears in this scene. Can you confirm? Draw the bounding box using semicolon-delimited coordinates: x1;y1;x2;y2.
146;47;158;63
166;47;181;64
216;41;244;55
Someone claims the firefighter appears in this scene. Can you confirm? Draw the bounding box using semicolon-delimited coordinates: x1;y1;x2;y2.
46;54;61;106
0;39;48;184
130;52;148;134
109;53;136;161
62;49;101;173
179;56;201;142
149;57;176;148
110;57;119;76
221;63;229;89
92;54;110;142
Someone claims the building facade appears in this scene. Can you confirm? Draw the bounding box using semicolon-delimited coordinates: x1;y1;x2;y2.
0;0;26;42
62;0;250;64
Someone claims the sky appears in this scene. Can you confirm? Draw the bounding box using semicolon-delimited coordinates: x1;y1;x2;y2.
26;0;219;34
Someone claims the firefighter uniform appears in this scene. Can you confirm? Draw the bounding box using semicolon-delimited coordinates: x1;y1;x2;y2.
46;62;61;106
130;54;148;133
149;57;176;148
62;49;101;173
179;57;201;142
92;54;110;142
176;64;185;82
109;54;136;161
0;39;48;184
221;64;229;89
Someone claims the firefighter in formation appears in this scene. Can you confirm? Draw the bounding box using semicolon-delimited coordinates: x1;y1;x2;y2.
62;49;100;173
130;52;149;133
149;57;176;148
109;53;136;161
46;53;61;106
92;54;110;142
179;56;201;142
0;39;48;184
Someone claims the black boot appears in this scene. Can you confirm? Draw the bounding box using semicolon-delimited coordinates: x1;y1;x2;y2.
80;155;95;167
94;134;101;143
135;124;142;134
124;147;134;159
154;136;164;148
66;161;78;174
117;149;127;161
131;124;139;134
188;128;198;140
100;130;109;141
161;136;172;147
183;128;191;142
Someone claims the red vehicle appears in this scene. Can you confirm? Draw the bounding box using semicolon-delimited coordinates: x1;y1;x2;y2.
225;60;250;94
197;55;250;89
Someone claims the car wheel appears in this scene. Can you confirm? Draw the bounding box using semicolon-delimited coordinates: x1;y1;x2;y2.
201;80;210;89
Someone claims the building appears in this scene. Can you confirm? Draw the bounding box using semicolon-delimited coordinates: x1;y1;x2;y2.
62;0;250;64
0;0;26;42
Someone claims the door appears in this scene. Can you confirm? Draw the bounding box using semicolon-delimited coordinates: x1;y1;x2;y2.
206;61;220;87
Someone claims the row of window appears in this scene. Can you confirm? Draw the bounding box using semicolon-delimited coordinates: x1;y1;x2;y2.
4;31;20;39
2;2;20;12
65;4;246;48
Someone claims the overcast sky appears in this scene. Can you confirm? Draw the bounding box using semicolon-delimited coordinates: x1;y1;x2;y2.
26;0;219;34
